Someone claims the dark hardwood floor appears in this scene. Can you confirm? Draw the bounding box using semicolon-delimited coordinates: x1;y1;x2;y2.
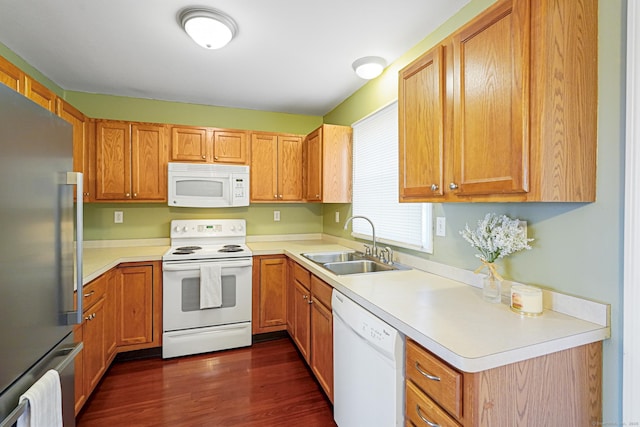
76;338;337;427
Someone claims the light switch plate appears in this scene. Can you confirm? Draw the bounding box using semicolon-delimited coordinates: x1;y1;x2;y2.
274;210;280;222
114;211;123;224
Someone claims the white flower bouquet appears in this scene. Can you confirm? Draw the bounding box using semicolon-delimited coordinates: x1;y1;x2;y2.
460;213;533;264
460;213;533;283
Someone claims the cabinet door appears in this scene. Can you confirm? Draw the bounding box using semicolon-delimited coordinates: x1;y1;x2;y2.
131;123;167;201
83;297;106;394
104;270;117;362
0;56;24;92
214;130;248;164
250;133;279;201
278;135;303;201
286;259;295;334
305;128;322;201
170;126;210;162
23;75;56;112
451;0;530;196
95;121;131;200
399;45;446;201
56;99;91;202
311;298;333;402
73;323;86;415
253;256;287;333
293;280;311;362
115;264;153;347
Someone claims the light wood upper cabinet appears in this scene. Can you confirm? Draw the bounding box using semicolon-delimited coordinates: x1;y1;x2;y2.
170;126;249;164
0;55;24;92
214;130;248;164
304;124;352;203
399;45;446;200
451;0;529;197
95;120;168;202
170;126;208;162
250;132;303;202
56;99;92;202
399;0;597;202
24;75;56;112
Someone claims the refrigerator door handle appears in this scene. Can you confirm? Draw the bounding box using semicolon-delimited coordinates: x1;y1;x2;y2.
64;171;84;325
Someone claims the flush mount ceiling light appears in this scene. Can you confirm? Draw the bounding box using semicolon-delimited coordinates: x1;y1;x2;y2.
179;8;238;50
352;56;387;80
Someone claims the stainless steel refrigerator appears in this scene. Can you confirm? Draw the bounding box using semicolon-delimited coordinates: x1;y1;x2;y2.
0;83;83;426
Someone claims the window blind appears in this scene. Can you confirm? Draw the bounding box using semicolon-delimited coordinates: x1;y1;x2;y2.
351;101;433;253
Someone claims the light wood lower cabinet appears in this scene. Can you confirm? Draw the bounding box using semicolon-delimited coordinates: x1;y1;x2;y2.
287;262;333;401
405;338;602;426
115;261;162;351
309;275;333;402
74;261;161;414
74;271;109;414
252;255;288;334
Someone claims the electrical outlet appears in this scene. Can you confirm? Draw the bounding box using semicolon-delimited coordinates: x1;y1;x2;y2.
114;211;123;224
436;217;446;237
273;210;280;222
519;220;528;238
335;211;340;223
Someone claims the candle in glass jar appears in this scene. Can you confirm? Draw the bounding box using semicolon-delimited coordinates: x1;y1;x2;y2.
510;284;543;316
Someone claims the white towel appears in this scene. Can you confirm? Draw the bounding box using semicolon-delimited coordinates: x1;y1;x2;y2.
200;264;222;309
17;369;63;427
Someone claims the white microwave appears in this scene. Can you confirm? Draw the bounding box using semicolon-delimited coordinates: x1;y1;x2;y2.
168;162;250;208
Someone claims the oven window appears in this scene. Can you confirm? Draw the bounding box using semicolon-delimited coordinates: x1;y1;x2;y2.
181;275;237;311
176;179;224;198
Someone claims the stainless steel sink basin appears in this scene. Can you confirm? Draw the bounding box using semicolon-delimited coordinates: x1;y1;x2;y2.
323;260;397;275
301;251;410;275
301;251;366;264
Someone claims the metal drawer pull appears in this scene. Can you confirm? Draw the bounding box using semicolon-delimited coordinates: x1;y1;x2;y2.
84;290;95;298
415;361;441;381
416;404;440;427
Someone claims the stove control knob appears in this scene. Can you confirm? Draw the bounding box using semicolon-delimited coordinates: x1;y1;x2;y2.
230;226;237;232
174;226;181;232
237;224;243;232
182;226;188;232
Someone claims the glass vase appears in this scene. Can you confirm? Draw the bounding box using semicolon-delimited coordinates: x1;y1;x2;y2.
483;267;502;303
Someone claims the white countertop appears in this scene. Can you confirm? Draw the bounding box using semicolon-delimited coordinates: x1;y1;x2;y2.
249;239;610;373
82;237;610;373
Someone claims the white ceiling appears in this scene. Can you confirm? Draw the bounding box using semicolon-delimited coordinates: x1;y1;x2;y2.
0;0;469;116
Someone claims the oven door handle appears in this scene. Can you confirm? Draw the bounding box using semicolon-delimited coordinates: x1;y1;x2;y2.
163;260;253;271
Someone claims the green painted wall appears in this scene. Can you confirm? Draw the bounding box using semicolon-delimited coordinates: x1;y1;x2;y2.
64;91;322;134
322;0;625;423
83;203;323;241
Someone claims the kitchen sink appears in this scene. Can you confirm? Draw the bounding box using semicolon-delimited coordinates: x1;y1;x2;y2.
301;251;410;275
323;260;396;275
301;251;366;264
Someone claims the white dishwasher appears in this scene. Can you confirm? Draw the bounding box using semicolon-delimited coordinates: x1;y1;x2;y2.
332;289;405;426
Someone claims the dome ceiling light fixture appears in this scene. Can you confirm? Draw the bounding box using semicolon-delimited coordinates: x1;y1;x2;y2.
352;56;387;80
179;7;238;50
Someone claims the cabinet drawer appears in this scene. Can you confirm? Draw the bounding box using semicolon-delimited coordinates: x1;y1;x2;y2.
406;380;461;427
406;339;462;420
293;262;310;289
81;275;107;312
310;275;332;308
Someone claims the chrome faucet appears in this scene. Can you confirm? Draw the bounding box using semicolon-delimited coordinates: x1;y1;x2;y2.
344;215;377;258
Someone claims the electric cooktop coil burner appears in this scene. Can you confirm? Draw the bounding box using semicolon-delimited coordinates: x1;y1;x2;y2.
172;250;194;255
176;246;202;251
219;244;244;253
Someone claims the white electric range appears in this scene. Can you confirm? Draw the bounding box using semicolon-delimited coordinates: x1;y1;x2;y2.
162;219;253;358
